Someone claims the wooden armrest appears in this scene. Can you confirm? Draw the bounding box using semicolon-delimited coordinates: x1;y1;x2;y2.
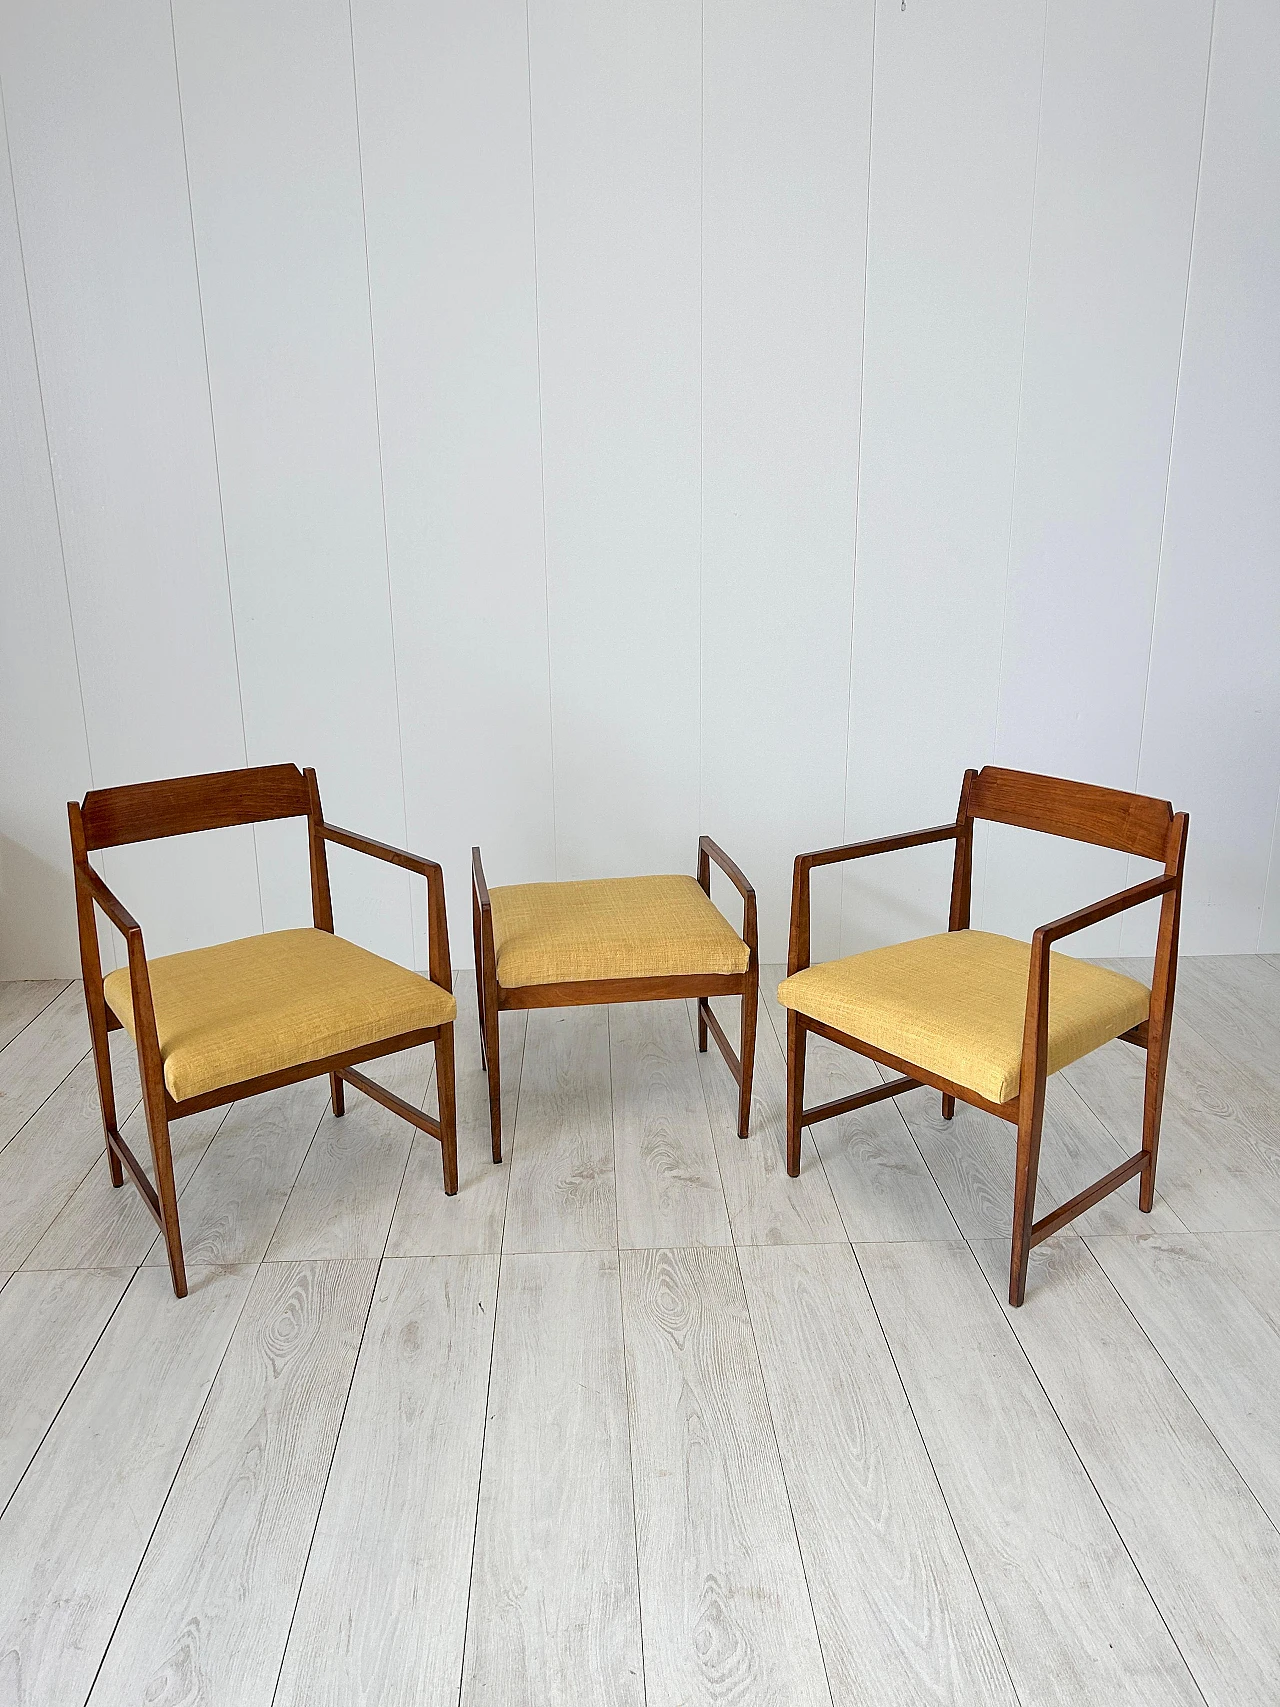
697;837;757;960
77;863;143;941
788;822;959;975
471;845;492;912
698;836;754;900
322;820;451;994
1035;873;1178;948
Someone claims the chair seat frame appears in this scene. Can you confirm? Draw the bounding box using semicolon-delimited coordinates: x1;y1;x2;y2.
69;764;457;1299
784;767;1188;1306
471;838;759;1160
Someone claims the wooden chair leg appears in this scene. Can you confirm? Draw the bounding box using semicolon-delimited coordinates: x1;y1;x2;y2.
472;888;488;1071
942;1094;955;1120
330;1072;345;1117
1008;1093;1046;1308
1139;1044;1168;1213
737;971;758;1140
142;1097;187;1300
785;1010;806;1177
697;997;708;1053
481;960;503;1165
436;1025;458;1196
87;1005;124;1187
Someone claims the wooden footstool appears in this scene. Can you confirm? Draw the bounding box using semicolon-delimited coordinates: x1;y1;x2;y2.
471;838;758;1159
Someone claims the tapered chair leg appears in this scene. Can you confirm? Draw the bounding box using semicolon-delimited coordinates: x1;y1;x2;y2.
472;889;488;1071
785;1010;807;1177
697;997;708;1053
1139;1044;1169;1213
481;959;503;1164
737;970;758;1139
330;1072;345;1117
142;1098;187;1299
436;1024;459;1196
1008;1093;1046;1308
88;1012;124;1187
942;1094;955;1120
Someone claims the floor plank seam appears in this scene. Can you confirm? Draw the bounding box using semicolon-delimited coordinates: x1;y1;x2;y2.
614;1245;651;1707
0;1041;93;1162
79;1261;261;1707
452;1246;506;1707
0;979;71;1054
847;1241;1028;1707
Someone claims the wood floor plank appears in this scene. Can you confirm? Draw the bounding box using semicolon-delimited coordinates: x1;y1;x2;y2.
141;1077;329;1267
266;1045;432;1261
0;1267;131;1512
621;1245;832;1707
385;981;525;1258
22;1099;228;1271
1085;1230;1280;1531
462;1250;641;1706
739;1243;1015;1705
971;1232;1280;1707
501;1007;617;1254
0;1264;254;1707
610;1001;733;1251
695;994;847;1248
0;980;69;1054
1194;1229;1280;1335
86;1259;377;1707
275;1255;499;1707
858;1240;1202;1705
1169;955;1280;1085
0;1036;142;1269
0;981;90;1153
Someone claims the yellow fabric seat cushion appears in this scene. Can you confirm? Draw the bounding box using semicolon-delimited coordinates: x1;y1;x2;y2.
488;874;750;989
103;927;456;1103
777;929;1149;1105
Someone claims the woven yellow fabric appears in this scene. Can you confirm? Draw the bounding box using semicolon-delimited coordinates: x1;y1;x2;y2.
104;927;456;1102
488;874;750;988
777;930;1148;1104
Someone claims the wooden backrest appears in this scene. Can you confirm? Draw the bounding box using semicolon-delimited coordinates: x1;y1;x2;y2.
77;763;312;853
967;766;1174;863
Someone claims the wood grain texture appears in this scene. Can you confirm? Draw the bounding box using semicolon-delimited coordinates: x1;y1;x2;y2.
975;1232;1280;1707
620;1245;831;1706
0;1264;254;1706
142;1078;329;1268
266;1044;432;1261
0;1267;130;1511
275;1255;498;1707
0;981;89;1152
694;994;846;1247
386;981;525;1258
1194;1229;1280;1335
0;982;68;1055
501;1007;617;1254
1085;1230;1280;1530
462;1250;642;1706
739;1243;1016;1705
1170;955;1280;1086
0;1039;141;1269
86;1259;376;1707
22;1099;229;1271
801;1033;958;1243
858;1239;1202;1705
610;1001;732;1251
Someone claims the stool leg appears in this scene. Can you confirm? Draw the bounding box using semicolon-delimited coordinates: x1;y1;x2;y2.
330;1072;345;1117
942;1094;955;1120
737;969;758;1139
697;997;708;1052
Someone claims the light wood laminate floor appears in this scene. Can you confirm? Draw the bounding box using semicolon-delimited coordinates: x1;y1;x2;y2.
2;958;1280;1705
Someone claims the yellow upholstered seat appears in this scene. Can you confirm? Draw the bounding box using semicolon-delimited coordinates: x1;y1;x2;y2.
777;929;1149;1105
104;927;457;1102
489;874;750;989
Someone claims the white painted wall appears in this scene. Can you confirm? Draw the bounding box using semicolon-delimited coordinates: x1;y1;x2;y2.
1;0;1276;976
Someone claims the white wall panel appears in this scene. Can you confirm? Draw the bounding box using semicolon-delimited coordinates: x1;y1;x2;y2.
700;0;873;963
984;0;1214;956
172;0;411;965
1131;0;1280;955
352;0;554;963
0;89;91;977
528;0;701;879
842;0;1045;953
0;0;259;961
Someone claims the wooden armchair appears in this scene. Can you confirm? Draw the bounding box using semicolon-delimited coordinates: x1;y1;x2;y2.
780;767;1188;1306
69;764;457;1298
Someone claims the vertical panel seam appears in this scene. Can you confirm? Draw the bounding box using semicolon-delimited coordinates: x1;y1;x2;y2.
168;0;265;934
0;75;96;799
1123;0;1218;950
837;0;878;957
977;0;1050;936
524;0;559;880
347;0;416;959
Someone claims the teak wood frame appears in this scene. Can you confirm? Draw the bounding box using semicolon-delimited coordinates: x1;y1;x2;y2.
472;838;759;1160
68;762;458;1299
785;766;1188;1306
